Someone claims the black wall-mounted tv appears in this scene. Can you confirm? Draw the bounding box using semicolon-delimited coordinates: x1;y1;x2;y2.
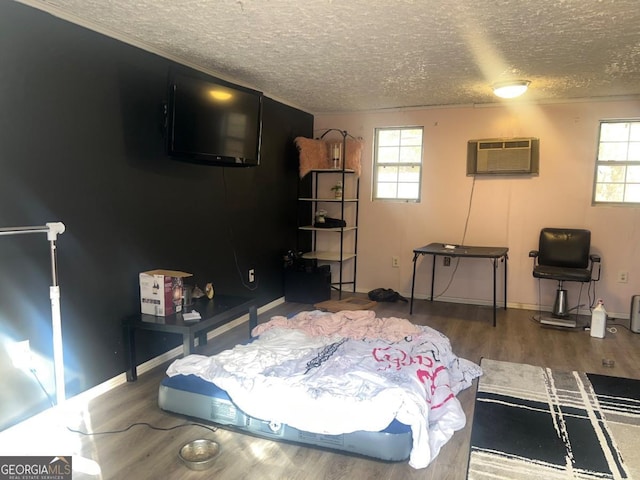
166;69;262;167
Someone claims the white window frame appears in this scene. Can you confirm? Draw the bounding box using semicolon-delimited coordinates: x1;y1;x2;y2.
373;126;424;202
593;119;640;205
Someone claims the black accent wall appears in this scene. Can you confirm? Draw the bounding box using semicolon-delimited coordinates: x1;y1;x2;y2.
0;2;312;429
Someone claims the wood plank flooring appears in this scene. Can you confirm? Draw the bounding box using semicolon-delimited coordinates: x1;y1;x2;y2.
3;297;640;479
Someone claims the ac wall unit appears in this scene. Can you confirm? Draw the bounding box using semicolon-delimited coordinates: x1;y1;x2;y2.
467;137;539;175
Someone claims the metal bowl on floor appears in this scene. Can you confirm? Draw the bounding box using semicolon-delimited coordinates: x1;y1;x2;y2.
178;439;220;470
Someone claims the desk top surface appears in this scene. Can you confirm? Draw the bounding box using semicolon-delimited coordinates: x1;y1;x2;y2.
414;242;509;258
127;294;255;330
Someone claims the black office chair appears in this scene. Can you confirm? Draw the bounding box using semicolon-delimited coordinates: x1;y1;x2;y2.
529;228;601;327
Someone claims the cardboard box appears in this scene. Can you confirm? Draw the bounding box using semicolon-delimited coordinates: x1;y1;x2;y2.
139;269;192;316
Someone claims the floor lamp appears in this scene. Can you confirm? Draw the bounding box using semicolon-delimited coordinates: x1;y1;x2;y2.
0;222;66;405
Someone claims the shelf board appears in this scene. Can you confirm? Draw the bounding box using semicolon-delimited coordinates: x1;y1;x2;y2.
298;197;358;202
310;169;355;174
302;251;356;262
298;225;357;232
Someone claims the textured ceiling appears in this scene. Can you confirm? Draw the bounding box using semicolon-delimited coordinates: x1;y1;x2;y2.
21;0;640;113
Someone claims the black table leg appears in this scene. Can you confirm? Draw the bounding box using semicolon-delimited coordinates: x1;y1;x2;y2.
249;305;258;336
196;331;207;350
183;332;195;356
492;258;497;327
124;323;137;382
430;254;436;301
504;254;508;309
410;252;419;314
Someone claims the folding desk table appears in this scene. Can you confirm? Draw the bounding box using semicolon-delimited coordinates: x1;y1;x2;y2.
409;243;508;326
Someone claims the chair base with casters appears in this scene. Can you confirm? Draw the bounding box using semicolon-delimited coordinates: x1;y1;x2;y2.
538;284;577;327
537;282;585;327
529;228;601;329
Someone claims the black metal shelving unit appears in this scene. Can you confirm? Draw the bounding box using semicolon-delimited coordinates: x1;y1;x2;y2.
297;129;359;298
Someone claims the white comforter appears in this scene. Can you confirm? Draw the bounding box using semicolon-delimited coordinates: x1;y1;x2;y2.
166;310;482;469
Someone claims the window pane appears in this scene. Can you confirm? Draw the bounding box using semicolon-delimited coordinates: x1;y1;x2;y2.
594;120;640;204
377;183;398;198
598;142;629;161
401;129;423;145
600;122;630;142
401;145;423;164
597;165;625;183
398;165;420;182
377;166;398;182
595;183;624;202
625;183;640;202
374;126;423;201
398;183;419;199
378;146;400;164
627;165;640;182
378;130;400;146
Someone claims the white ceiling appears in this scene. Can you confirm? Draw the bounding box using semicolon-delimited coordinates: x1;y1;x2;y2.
22;0;640;113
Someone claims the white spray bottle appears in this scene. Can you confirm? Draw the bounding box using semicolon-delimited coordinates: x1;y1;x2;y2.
590;299;606;338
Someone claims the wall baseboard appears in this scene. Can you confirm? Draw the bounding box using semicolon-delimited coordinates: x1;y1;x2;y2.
359;289;628;320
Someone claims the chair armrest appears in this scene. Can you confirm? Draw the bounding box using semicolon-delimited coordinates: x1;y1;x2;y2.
529;250;539;258
590;254;601;263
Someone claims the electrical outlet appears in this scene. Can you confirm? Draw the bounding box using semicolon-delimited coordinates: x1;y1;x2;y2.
618;271;628;283
443;256;451;266
392;256;400;268
248;268;255;283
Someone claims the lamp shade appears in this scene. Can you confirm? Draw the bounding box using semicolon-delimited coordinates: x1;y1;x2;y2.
493;80;530;99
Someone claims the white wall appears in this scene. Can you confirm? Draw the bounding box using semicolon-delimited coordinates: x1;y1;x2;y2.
315;99;640;318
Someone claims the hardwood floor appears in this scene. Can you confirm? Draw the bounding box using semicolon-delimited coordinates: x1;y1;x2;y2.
3;297;640;479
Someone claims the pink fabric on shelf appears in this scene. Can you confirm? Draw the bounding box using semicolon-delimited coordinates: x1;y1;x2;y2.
294;136;363;178
294;137;329;178
251;310;421;342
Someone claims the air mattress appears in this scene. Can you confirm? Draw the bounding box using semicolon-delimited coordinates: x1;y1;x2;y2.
158;373;412;462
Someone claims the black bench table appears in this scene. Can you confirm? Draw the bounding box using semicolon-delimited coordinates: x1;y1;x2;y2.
124;295;257;381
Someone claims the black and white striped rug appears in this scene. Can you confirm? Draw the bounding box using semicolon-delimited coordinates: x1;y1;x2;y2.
467;359;640;479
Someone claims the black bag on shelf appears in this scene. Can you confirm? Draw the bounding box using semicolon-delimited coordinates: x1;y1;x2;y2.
313;217;347;228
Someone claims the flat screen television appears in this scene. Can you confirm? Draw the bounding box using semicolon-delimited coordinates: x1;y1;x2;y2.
166;70;262;167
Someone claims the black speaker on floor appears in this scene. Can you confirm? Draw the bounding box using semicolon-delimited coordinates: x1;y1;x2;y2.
284;265;331;304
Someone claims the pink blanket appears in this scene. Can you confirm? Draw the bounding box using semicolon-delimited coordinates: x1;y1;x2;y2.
251;310;422;342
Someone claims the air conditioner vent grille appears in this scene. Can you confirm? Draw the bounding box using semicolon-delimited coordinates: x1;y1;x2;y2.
467;137;539;175
478;139;531;150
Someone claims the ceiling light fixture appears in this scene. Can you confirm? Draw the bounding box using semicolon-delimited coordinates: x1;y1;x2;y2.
492;80;530;99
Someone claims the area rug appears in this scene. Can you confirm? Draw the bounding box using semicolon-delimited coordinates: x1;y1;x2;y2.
467;358;640;479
